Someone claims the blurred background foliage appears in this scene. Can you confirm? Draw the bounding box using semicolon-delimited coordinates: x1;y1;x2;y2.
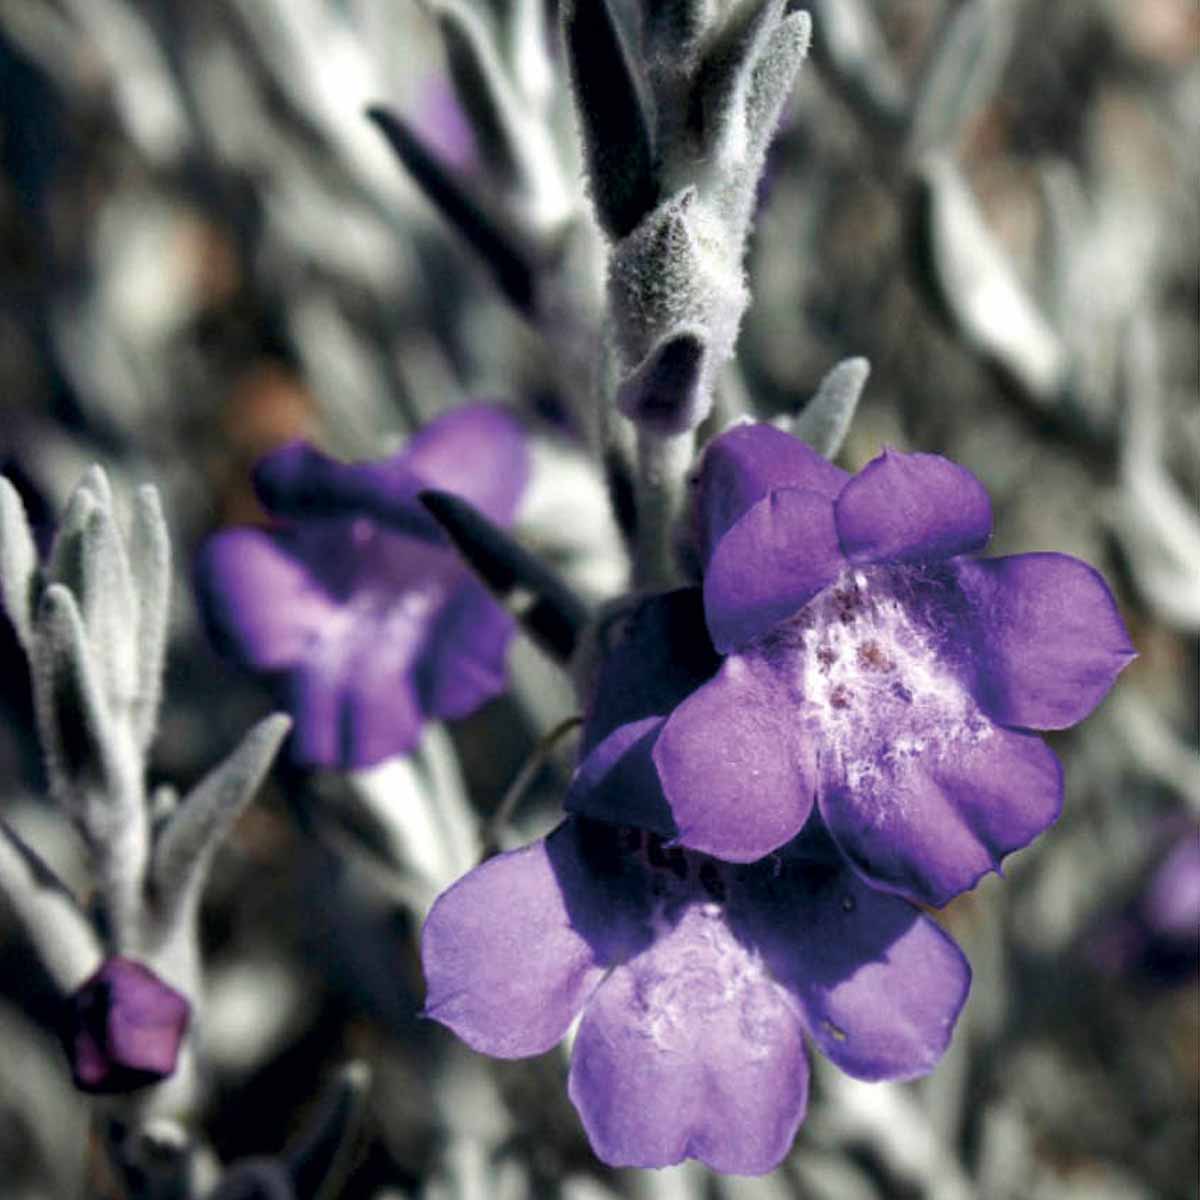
0;0;1196;1197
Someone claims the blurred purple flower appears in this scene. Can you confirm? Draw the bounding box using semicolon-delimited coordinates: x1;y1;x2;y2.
1087;825;1200;987
196;404;529;767
641;425;1134;906
422;795;969;1174
65;956;190;1094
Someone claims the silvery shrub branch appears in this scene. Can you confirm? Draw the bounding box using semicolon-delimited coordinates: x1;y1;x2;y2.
0;468;288;1123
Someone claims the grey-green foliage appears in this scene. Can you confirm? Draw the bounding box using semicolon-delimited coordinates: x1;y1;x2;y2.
569;0;812;434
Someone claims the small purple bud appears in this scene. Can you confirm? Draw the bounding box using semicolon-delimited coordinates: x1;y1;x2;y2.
64;956;191;1094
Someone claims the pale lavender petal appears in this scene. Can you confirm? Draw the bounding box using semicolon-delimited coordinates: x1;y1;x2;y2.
654;657;816;862
568;905;809;1174
416;577;516;720
565;717;678;837
819;725;1062;907
286;654;425;768
403;403;530;526
195;528;338;669
582;589;719;754
956;553;1136;730
835;449;992;565
695;423;849;565
704;488;845;653
734;858;969;1081
422;821;648;1057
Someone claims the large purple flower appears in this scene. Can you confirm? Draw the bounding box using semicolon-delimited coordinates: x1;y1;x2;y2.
422;799;969;1174
641;425;1133;906
196;404;529;767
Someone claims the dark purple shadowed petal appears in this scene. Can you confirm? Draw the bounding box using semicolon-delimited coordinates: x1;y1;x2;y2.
195;528;338;670
567;905;809;1174
253;441;440;541
834;449;992;565
695;423;849;566
402;403;530;527
422;820;650;1057
956;553;1136;730
654;657;816;862
582;589;720;754
565;717;678;837
66;957;191;1094
704;488;845;653
415;576;516;721
732;851;970;1081
818;725;1063;908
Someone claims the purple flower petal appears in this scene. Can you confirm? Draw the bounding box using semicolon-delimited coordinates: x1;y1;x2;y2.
568;905;809;1174
834;449;992;565
818;725;1063;907
695;423;849;565
253;404;529;538
582;589;720;754
654;657;816;862
565;717;678;837
195;528;338;669
422;821;650;1058
957;553;1136;730
704;488;845;653
733;849;970;1080
415;577;516;720
402;403;530;527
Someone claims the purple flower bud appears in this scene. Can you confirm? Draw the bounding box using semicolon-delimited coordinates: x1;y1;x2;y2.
195;405;530;768
65;956;191;1094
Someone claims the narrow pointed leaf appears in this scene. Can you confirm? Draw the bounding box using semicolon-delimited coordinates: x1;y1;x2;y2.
745;10;811;162
438;2;526;186
0;476;39;652
562;0;658;238
693;0;786;155
31;584;119;814
0;816;100;990
128;486;171;751
420;489;589;662
367;106;537;312
789;357;870;458
150;714;291;922
285;1062;371;1200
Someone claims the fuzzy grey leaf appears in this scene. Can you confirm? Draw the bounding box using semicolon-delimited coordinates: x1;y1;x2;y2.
617;327;710;434
419;490;589;662
438;2;526;187
150;713;291;923
645;0;717;59
745;9;811;163
0;476;40;653
128;485;171;751
907;0;1013;156
563;0;659;239
693;0;787;159
914;155;1068;403
809;0;907;133
367;105;538;313
790;357;870;458
0;816;100;990
31;583;119;815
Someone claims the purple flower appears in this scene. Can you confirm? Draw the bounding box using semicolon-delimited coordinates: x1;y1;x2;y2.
64;956;191;1094
619;426;1133;906
422;795;970;1174
1087;825;1200;987
196;404;529;768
